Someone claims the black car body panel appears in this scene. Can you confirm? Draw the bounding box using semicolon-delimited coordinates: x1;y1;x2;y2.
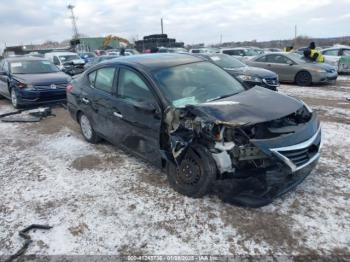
67;53;321;207
187;87;301;125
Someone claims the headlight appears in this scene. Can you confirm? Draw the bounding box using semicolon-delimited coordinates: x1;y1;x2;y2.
236;75;262;82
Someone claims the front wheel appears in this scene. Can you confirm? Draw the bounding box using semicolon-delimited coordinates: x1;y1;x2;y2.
295;71;312;86
79;113;100;143
11;89;21;109
167;145;217;198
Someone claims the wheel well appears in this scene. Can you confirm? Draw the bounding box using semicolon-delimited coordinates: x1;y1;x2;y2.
76;110;83;122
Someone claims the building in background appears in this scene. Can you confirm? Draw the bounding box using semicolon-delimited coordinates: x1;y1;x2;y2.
135;34;184;52
76;36;127;52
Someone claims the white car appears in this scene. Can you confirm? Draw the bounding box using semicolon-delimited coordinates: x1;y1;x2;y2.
220;48;260;62
44;52;85;75
321;45;350;73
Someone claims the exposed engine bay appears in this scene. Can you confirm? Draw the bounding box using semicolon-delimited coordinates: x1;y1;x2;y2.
163;95;321;207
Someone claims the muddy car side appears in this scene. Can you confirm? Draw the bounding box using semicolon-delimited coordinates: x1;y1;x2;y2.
67;53;321;207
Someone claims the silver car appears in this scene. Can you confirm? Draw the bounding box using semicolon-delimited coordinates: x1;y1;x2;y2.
247;52;338;86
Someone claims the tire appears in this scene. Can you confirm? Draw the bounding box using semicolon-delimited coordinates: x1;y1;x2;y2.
10;89;21;109
79;113;100;143
167;145;217;198
295;71;312;86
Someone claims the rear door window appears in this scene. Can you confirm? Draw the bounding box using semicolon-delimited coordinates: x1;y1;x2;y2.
267;54;292;64
94;67;116;93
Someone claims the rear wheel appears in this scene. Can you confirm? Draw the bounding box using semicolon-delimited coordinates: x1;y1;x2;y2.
295;71;312;86
167;145;217;198
79;113;100;143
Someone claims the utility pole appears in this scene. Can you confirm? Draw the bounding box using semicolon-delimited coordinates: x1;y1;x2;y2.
161;18;164;35
67;4;79;39
294;24;298;47
220;34;223;45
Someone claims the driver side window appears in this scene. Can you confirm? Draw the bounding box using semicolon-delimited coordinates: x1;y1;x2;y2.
117;68;155;103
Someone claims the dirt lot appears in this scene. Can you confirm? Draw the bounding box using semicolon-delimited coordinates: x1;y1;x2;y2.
0;76;349;258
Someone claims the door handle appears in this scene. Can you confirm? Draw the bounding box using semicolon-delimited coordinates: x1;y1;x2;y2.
113;111;123;118
81;97;90;104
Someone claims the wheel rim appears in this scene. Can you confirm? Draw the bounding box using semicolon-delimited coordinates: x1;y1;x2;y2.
80;115;93;140
298;72;310;85
176;157;202;186
11;90;17;107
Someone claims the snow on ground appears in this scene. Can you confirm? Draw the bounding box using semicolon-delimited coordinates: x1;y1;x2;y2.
0;75;350;258
279;84;349;100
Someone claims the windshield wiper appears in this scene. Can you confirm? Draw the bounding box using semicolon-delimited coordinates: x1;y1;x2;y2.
206;93;238;102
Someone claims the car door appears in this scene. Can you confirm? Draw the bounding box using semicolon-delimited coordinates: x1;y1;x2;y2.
322;49;340;64
80;66;124;143
0;60;10;97
112;66;162;166
265;54;297;82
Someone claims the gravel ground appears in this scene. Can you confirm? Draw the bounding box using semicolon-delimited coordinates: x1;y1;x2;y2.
0;76;349;259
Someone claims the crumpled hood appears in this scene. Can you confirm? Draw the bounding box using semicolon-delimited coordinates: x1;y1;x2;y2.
13;72;70;85
225;66;277;78
187;86;303;126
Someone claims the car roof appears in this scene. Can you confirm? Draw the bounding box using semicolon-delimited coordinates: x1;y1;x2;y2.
46;52;78;56
104;53;205;71
5;56;48;62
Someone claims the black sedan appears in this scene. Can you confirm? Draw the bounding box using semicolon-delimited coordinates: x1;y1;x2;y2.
83;55;119;70
67;54;321;207
0;57;70;108
195;53;279;90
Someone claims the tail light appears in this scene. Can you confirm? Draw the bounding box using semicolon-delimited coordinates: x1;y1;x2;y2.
66;84;74;93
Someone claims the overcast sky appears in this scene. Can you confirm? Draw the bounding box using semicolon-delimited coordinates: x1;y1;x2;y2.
1;0;350;49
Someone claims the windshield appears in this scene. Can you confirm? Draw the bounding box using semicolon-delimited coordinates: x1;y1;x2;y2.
245;49;260;56
209;54;246;69
59;55;80;62
154;62;245;107
10;60;60;74
288;53;308;63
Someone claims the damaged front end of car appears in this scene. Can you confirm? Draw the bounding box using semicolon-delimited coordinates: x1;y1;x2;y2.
163;94;321;207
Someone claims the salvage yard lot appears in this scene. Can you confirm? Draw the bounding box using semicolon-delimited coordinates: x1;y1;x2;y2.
0;77;349;257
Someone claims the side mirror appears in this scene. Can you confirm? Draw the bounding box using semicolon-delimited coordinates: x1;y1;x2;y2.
287;61;294;66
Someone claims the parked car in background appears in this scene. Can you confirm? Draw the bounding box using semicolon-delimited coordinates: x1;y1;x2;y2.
264;48;283;53
45;52;85;76
247;52;338;86
84;55;119;70
0;57;70;108
94;50;107;56
79;52;97;63
158;47;188;53
194;53;279;90
189;48;219;54
125;49;140;55
220;48;260;61
67;53;321;206
321;46;350;74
